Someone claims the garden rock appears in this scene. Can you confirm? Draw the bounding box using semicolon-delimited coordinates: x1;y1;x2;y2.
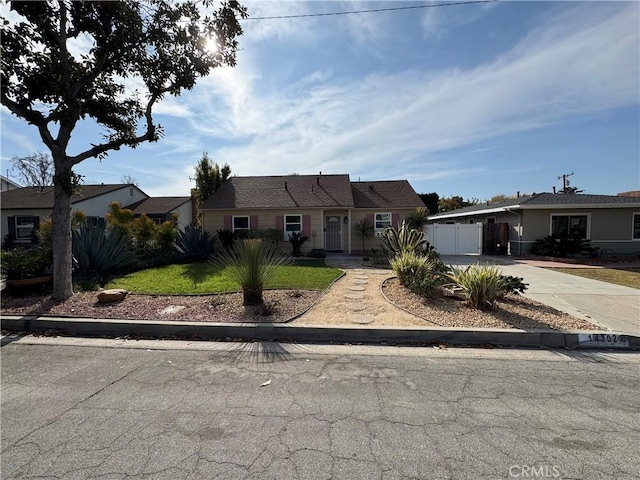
97;289;128;303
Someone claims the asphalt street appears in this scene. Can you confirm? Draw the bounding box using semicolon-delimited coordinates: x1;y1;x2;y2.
1;337;639;480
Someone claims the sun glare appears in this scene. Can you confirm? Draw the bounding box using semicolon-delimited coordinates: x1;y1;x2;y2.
204;37;219;54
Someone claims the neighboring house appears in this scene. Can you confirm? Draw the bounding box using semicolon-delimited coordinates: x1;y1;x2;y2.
1;175;21;192
1;184;148;245
127;197;193;230
427;193;640;256
200;174;425;254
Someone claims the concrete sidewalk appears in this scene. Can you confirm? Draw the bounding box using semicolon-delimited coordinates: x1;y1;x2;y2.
441;255;640;336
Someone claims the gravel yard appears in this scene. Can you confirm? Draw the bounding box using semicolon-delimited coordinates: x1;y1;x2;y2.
1;272;604;332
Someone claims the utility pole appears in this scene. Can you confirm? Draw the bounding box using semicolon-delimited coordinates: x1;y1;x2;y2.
557;172;582;194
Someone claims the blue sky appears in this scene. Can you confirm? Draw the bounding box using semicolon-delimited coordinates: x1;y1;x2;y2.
1;1;639;200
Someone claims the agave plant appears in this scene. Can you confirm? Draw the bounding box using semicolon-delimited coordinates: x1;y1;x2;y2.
72;223;136;276
215;238;292;306
175;224;216;261
445;264;504;310
380;220;427;257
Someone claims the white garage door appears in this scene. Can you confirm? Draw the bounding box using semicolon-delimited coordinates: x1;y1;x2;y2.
425;223;483;255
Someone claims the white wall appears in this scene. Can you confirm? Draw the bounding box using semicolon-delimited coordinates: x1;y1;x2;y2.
74;186;147;217
171;202;193;231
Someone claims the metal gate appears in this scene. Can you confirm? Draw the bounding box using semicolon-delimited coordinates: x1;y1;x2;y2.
325;215;342;251
425;223;483;255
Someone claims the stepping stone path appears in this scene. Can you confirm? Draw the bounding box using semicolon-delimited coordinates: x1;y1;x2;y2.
294;257;428;328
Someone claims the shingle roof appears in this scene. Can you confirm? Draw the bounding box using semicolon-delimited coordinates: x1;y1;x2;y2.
201;175;355;209
128;197;191;215
351;181;426;209
428;192;640;219
0;184;139;210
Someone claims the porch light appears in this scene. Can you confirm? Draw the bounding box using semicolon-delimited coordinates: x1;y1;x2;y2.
344;216;348;224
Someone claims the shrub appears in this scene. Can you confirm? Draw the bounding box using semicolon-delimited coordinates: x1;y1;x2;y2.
390;250;430;286
499;275;528;296
248;228;282;247
531;234;597;258
214;238;292;306
72;223;136;278
0;247;50;280
217;229;234;250
390;250;449;297
380;221;427;257
175;224;216;261
446;264;504;310
368;248;387;264
288;231;309;257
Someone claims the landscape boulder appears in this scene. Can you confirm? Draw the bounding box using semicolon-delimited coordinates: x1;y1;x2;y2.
97;289;128;303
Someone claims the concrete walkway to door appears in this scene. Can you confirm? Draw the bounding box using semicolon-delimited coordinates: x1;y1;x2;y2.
442;255;640;336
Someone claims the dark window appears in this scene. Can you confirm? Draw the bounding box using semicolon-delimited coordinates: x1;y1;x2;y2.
15;216;37;240
633;214;640;240
233;216;250;231
551;215;588;239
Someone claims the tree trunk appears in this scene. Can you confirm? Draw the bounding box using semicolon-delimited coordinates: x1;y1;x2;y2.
242;286;263;306
51;162;74;301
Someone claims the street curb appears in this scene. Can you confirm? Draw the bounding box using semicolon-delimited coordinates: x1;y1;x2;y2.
2;315;638;350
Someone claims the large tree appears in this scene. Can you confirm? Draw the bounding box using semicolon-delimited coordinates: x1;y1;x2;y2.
192;151;230;205
11;151;55;187
437;195;478;213
1;0;246;300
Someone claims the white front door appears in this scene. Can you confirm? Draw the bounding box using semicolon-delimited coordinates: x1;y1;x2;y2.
325;216;342;250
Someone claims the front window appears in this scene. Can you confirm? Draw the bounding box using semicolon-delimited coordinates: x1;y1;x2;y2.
285;214;302;238
551;214;588;239
15;216;36;240
375;212;391;233
633;213;640;240
233;215;250;232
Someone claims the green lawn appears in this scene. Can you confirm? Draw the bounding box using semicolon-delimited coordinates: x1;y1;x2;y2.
105;260;343;294
548;267;640;290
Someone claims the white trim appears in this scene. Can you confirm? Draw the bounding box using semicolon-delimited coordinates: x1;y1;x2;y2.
521;203;640;210
633;212;640;241
232;215;250;232
549;212;591;239
284;213;302;240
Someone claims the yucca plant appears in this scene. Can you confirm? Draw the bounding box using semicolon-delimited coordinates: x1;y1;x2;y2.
446;264;504;310
380;220;427;257
215;238;292;306
288;231;309;257
72;223;137;277
406;207;430;231
175;224;216;261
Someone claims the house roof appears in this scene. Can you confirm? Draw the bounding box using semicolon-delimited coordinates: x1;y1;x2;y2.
201;175;355;209
127;197;191;215
201;175;425;211
0;184;141;210
428;192;640;220
1;175;21;189
351;181;426;209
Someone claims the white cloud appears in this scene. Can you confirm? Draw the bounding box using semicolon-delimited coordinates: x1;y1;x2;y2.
181;3;638;182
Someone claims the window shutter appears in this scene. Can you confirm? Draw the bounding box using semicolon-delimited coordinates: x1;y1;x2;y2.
392;213;400;227
250;215;258;230
276;216;284;240
366;214;374;226
223;215;232;230
302;215;311;236
7;216;15;239
33;216;40;232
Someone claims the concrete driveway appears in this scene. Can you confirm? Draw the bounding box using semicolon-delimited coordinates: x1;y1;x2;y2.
442;255;640;335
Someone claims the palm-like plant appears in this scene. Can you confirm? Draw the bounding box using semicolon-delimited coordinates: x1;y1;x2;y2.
215;239;292;306
353;218;374;253
406;207;429;231
445;264;504;310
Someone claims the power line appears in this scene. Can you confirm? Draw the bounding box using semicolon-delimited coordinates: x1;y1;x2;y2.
241;0;498;21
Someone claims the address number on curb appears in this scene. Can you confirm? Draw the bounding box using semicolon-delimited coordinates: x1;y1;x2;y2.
578;334;629;347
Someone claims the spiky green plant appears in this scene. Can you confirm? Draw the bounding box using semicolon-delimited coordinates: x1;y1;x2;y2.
406;207;430;231
288;231;309;257
446;264;504;310
380;220;427;257
72;223;136;276
175;224;216;261
215;239;292;306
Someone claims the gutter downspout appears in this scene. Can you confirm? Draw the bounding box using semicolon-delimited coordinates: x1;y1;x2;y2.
504;207;522;256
